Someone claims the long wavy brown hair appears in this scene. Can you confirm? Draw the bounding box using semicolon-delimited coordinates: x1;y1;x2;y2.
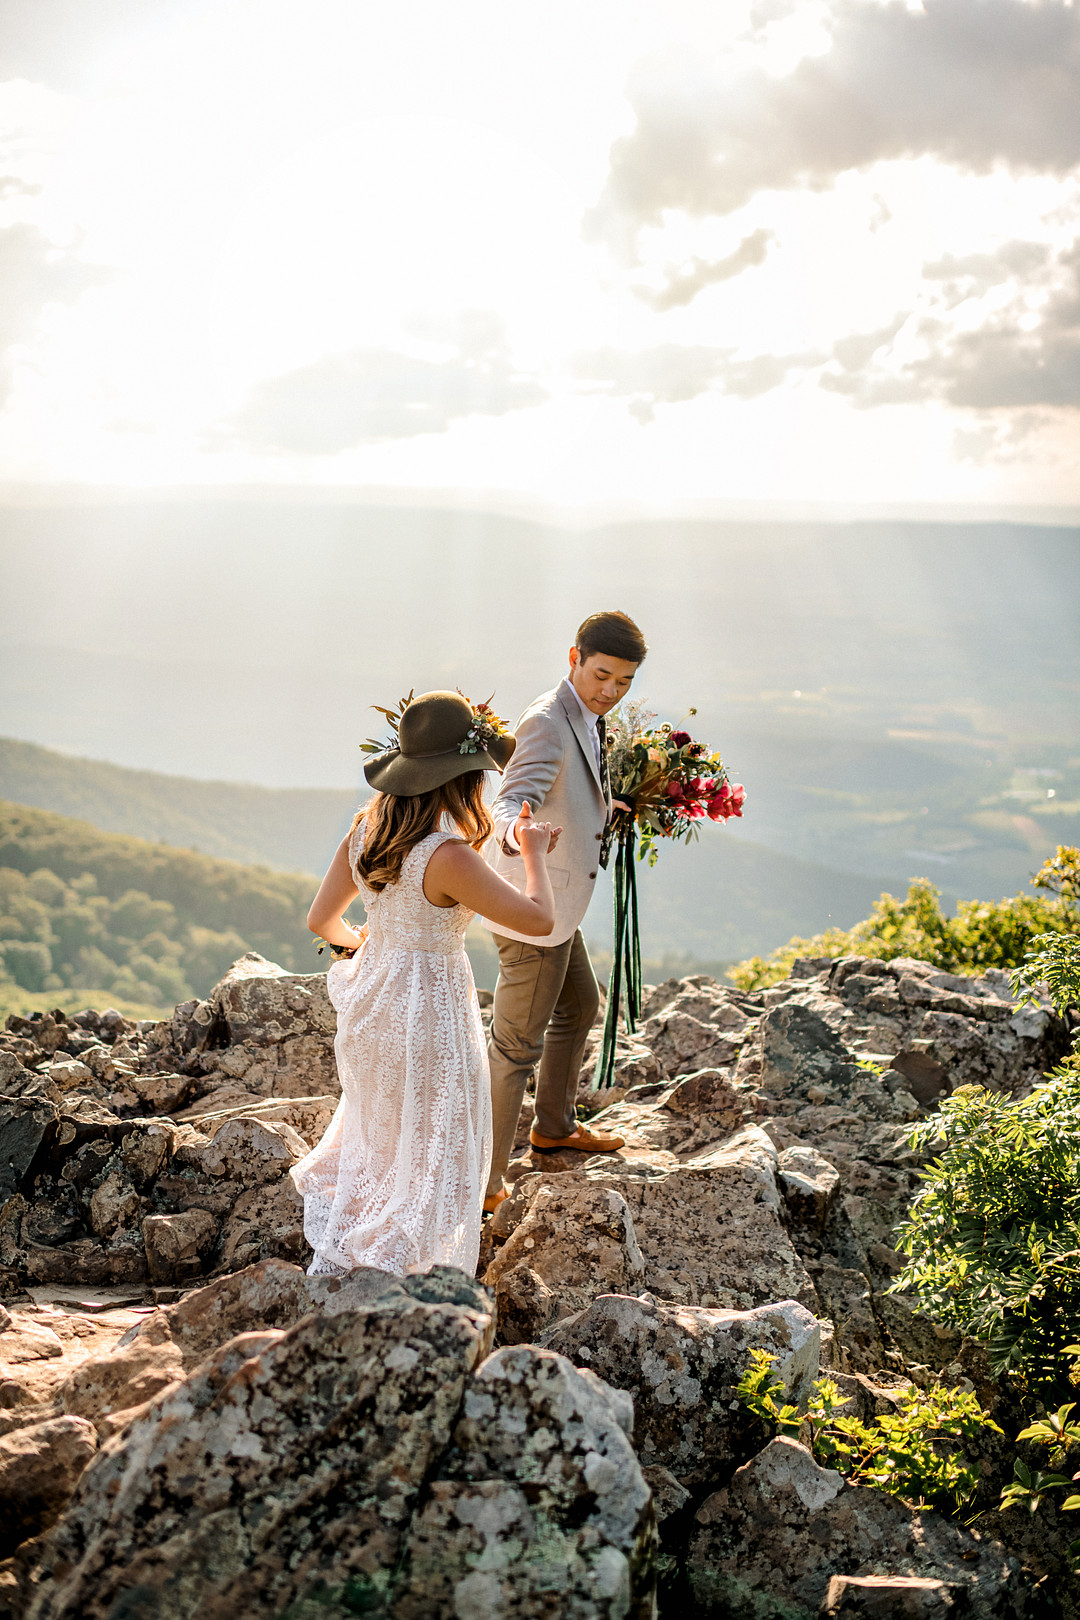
352;771;493;893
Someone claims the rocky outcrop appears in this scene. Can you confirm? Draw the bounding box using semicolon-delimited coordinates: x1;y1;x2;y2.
0;949;1070;1617
23;1268;654;1620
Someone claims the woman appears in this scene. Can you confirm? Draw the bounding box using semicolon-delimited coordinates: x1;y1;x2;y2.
291;689;560;1279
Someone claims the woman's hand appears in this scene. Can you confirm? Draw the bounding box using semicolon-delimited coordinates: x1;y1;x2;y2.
519;820;560;859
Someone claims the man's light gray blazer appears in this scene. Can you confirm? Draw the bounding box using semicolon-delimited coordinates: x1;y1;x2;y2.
480;679;611;948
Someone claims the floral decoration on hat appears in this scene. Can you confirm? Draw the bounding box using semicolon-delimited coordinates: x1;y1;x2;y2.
457;694;512;757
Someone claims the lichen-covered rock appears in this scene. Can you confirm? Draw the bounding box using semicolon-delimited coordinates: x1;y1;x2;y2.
484;1181;645;1343
0;1416;97;1556
687;1437;1036;1618
579;1129;819;1312
777;1145;841;1229
395;1345;655;1619
121;1258;316;1369
209;952;336;1047
546;1294;821;1486
141;1209;219;1284
172;1115;306;1185
27;1275;496;1620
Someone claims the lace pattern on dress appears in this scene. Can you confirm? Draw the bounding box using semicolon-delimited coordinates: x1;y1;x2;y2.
290;822;492;1278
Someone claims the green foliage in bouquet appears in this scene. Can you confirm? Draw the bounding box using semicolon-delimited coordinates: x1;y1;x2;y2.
738;1349;996;1517
891;922;1080;1395
729;846;1080;992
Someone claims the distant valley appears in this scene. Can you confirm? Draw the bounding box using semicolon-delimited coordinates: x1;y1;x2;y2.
1;502;1076;978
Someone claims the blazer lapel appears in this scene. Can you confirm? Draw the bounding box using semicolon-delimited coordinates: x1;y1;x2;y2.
558;681;604;795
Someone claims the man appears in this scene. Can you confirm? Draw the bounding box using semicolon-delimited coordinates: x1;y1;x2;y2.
481;609;648;1210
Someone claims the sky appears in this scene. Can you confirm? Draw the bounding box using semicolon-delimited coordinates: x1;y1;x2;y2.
0;0;1079;512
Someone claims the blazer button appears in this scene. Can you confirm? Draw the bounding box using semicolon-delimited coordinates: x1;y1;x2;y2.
589;871;597;879
595;831;602;840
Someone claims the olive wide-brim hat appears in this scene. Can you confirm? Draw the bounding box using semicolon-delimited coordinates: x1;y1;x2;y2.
363;690;516;797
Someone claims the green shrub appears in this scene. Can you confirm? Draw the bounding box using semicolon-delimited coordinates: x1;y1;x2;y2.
729;846;1080;992
892;922;1080;1395
737;1349;997;1517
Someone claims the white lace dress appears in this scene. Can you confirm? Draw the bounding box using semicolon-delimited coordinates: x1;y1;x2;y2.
291;824;492;1278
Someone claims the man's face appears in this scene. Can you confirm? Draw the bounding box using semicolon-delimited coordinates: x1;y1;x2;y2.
568;647;638;715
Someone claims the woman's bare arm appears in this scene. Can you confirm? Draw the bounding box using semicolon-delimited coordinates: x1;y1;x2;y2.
307;835;367;947
424;815;559;936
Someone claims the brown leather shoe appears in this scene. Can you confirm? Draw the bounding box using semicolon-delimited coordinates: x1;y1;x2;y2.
529;1124;625;1155
482;1186;509;1215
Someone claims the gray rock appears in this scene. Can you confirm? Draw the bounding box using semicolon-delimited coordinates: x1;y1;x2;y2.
394;1345;655;1618
27;1278;496;1619
172;1116;306;1186
778;1145;841;1228
141;1209;219;1284
209;953;335;1047
0;1098;56;1196
687;1438;1035;1618
578;1129;820;1312
547;1293;821;1485
484;1181;645;1343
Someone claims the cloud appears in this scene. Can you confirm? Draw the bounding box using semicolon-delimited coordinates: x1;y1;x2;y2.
638;227;775;310
0;0;189;88
822;237;1080;409
588;0;1080;251
570;341;818;420
218;313;546;454
0;220;110;397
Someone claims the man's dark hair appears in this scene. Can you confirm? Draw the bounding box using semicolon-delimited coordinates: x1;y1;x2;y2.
575;610;647;666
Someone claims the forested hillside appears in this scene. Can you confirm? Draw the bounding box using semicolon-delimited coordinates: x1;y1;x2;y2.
0;800;325;1009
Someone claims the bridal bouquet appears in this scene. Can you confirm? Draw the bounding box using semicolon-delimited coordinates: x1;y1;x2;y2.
595;703;745;1087
605;702;745;866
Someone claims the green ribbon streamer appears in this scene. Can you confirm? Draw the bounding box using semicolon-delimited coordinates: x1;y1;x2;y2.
594;817;643;1088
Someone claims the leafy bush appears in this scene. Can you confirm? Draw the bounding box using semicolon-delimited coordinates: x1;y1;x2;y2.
738;1349;997;1517
1000;1395;1080;1569
729;847;1080;992
892;919;1080;1395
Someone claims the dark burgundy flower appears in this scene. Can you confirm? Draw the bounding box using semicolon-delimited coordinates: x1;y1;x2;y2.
670;731;692;748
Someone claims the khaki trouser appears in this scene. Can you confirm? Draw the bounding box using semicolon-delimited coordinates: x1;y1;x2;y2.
485;929;600;1197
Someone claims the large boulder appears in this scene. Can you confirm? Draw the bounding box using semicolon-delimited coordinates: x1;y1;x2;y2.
686;1437;1035;1619
546;1294;821;1487
576;1129;819;1312
484;1181;645;1343
395;1345;654;1617
209;953;335;1048
25;1272;657;1620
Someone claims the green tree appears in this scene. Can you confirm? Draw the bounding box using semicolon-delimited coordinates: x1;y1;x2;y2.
1;940;53;992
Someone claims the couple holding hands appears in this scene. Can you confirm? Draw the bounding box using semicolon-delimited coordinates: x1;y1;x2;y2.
291;610;648;1279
